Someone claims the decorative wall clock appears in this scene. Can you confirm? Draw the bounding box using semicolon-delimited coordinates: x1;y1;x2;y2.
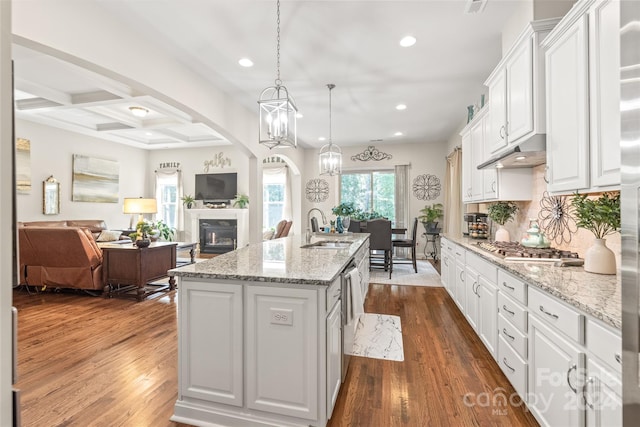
305;178;329;203
537;191;577;245
412;174;441;200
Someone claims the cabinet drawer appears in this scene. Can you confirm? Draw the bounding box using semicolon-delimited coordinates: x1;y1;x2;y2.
453;245;465;264
498;291;528;334
326;277;341;311
467;251;497;283
529;287;584;343
499;313;528;360
498;335;528;399
586;318;621;374
497;270;527;304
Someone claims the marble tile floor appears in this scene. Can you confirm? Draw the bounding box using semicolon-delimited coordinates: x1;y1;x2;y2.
349;313;404;361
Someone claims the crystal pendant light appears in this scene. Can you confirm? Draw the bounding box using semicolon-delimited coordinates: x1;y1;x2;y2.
319;84;342;176
258;0;297;149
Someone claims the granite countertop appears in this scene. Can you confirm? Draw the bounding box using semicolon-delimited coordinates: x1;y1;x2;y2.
169;233;369;286
442;234;621;330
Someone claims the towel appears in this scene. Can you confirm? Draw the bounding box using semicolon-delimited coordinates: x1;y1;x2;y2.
348;267;364;332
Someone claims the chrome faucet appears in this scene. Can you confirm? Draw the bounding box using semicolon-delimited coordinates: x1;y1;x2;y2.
306;208;327;231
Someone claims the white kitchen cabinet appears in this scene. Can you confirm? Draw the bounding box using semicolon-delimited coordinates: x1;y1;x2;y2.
440;241;452;294
465;266;479;331
246;285;318;420
485;20;557;154
355;239;370;298
543;0;620;193
326;299;342;419
588;0;620;188
469;113;485;201
461;130;473;203
179;280;244;407
585;357;622;427
529;315;585;427
478;276;498;360
454;261;466;313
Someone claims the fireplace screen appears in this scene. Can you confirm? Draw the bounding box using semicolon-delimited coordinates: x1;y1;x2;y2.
199;219;237;254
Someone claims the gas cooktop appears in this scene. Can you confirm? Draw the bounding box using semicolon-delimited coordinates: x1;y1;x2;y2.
475;241;583;266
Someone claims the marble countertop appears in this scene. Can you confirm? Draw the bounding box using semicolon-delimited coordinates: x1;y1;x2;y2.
442;234;621;330
169;233;369;286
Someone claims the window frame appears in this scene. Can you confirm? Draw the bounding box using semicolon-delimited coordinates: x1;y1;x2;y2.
338;168;396;221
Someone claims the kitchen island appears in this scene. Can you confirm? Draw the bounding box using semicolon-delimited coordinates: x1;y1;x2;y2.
169;233;370;427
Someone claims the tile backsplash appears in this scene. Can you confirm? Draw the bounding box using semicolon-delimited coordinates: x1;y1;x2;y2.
478;165;621;269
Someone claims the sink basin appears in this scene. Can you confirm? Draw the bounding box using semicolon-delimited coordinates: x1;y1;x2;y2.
301;240;352;249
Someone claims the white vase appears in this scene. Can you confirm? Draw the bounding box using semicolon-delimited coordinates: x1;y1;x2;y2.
495;225;510;242
584;238;617;275
342;216;351;231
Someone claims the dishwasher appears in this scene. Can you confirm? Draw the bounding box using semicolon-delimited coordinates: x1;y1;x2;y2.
341;260;359;382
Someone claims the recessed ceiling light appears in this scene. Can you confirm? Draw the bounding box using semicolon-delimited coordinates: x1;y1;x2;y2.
396;104;407;111
496;163;504;169
238;58;254;67
319;137;326;141
296;113;304;118
394;132;404;136
399;36;416;47
129;106;149;117
145;132;153;136
515;156;526;160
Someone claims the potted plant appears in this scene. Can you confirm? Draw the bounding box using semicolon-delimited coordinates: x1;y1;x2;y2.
418;203;444;233
152;219;175;241
181;194;195;209
487;201;519;242
129;220;154;247
233;194;249;209
332;202;357;230
572;192;620;274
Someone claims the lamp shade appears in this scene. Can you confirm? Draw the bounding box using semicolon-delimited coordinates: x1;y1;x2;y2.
123;197;157;214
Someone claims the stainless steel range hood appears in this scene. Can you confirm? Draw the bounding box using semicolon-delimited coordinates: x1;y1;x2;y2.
477;134;546;170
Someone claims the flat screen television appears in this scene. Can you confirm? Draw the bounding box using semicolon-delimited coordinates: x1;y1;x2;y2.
195;173;238;202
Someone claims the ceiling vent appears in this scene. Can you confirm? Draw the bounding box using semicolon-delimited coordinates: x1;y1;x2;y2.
464;0;487;14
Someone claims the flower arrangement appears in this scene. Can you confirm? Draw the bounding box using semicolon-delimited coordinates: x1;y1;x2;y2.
332;202;357;218
487;201;519;225
571;192;620;239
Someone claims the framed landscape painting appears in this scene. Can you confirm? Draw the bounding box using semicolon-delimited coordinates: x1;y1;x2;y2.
72;154;119;203
16;138;31;193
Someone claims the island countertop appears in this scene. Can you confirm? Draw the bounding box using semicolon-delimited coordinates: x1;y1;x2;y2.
169;233;369;286
443;234;621;329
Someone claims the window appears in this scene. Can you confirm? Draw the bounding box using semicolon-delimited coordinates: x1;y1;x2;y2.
263;170;286;230
340;171;395;222
156;174;178;229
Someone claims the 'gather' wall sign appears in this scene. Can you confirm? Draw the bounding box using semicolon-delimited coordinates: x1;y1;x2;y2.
204;152;232;171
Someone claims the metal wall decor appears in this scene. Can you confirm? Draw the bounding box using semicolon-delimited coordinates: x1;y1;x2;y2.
537;191;577;245
203;152;232;171
412;174;441;200
351;146;392;162
305;178;329;203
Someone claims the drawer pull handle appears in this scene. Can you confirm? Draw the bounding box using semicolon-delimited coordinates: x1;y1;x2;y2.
502;328;515;341
583;377;595;409
539;305;559;320
460;271;465;281
502;282;515;291
615;353;621;364
567;364;578;393
444;259;449;267
473;282;479;296
502;305;515;316
502;357;515;373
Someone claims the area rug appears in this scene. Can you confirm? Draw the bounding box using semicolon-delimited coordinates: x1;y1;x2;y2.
350;313;404;362
369;259;442;287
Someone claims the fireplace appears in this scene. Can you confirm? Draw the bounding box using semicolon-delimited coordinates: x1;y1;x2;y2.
199;219;237;254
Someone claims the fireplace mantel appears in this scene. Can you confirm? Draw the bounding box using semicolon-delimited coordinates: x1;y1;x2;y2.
185;209;249;251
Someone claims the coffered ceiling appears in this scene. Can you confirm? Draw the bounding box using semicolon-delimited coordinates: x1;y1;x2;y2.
13;0;521;151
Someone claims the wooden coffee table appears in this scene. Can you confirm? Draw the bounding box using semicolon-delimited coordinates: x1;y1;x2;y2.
101;241;178;301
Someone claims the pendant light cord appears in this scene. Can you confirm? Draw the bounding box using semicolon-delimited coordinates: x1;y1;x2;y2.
275;0;282;86
328;83;335;146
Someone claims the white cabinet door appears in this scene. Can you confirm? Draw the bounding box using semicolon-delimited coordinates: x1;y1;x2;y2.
246;286;318;420
440;248;451;292
529;316;585;427
506;37;534;143
454;261;465;313
589;0;620;188
326;300;342;419
487;69;508;154
545;14;590;193
585;357;622;427
465;266;479;331
470;117;485;201
461;130;472;203
180;280;243;406
478;277;498;359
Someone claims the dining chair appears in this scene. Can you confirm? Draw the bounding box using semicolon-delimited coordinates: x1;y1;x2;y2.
392;217;418;273
273;219;288;238
366;219;392;278
347;220;361;233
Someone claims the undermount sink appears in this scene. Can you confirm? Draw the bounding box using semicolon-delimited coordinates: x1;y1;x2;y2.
300;240;352;249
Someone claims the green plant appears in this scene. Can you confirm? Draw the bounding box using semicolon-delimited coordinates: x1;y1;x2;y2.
153;219;175;241
572;192;620;239
352;209;385;221
129;220;154;240
418;203;444;224
181;194;195;208
332;202;356;217
233;193;249;208
487;201;519;225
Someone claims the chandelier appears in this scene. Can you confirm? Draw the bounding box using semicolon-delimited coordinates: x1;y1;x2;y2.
319;84;342;176
258;0;297;149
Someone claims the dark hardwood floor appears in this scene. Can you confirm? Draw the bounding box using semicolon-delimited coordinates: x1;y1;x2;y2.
13;282;537;426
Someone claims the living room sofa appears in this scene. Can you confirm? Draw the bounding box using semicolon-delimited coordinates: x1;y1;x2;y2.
18;220;129;291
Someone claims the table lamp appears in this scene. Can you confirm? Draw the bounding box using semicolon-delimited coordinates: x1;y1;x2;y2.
123;197;158;229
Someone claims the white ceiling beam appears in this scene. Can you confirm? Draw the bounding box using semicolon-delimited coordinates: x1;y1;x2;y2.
14;78;72;105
